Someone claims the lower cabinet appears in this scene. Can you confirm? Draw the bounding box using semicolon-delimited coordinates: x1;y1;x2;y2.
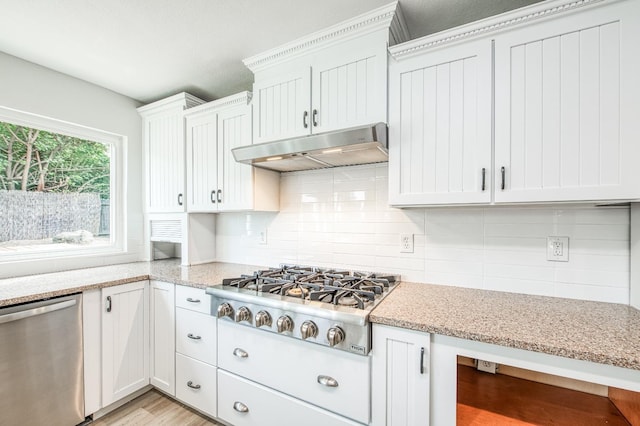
371;324;430;426
101;280;150;406
218;370;363;426
176;353;217;418
150;280;175;395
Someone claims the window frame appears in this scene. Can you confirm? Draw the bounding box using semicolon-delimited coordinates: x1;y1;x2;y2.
0;105;127;263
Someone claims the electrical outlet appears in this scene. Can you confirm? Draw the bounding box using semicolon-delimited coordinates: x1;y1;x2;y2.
400;234;414;253
476;359;497;374
258;229;267;245
547;236;569;262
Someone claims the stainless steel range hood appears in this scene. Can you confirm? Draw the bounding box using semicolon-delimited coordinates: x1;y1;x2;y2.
232;123;388;172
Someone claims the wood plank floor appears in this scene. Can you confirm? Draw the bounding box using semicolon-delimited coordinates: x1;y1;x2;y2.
91;390;219;426
457;365;631;425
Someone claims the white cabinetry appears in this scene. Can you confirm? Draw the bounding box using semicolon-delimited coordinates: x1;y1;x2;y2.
174;285;217;418
371;324;430;426
138;93;205;213
494;0;640;202
101;280;150;406
185;93;279;212
389;39;492;205
389;0;640;206
150;280;175;395
244;2;408;144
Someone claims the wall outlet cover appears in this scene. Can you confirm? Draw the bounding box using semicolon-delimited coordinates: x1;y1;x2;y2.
547;236;569;262
400;233;414;253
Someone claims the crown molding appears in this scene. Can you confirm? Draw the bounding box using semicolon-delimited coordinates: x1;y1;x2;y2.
390;0;608;60
184;91;253;117
137;92;206;116
243;1;407;73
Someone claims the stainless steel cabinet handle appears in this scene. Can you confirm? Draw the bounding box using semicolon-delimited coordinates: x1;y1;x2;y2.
233;401;249;413
481;168;486;192
0;299;76;325
303;111;309;128
317;375;339;387
312;109;318;127
420;347;426;374
187;381;201;390
217;189;222;203
501;166;506;191
211;190;216;203
187;333;202;340
106;296;112;313
178;193;183;206
233;348;248;358
186;297;201;303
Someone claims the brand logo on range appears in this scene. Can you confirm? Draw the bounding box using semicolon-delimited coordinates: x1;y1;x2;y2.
350;344;366;355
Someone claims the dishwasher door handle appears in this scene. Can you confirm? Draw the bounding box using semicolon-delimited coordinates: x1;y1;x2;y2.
0;299;77;325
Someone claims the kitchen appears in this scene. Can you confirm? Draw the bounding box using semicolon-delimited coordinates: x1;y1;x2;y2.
1;0;640;425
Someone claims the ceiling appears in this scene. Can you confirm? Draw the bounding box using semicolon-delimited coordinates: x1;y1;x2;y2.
0;0;541;104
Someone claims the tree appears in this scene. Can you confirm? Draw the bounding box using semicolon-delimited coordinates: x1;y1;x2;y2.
0;121;110;198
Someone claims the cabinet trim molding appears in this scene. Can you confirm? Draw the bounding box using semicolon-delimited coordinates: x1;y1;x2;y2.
243;1;408;73
138;92;205;115
390;0;607;60
184;91;252;119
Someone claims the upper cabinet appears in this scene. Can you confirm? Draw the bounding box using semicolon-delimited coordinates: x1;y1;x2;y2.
389;0;640;206
138;93;205;213
244;2;409;144
184;92;280;212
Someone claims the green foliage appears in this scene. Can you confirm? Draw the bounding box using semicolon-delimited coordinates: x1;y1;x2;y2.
0;121;110;198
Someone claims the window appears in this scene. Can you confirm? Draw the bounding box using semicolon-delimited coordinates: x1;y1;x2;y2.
0;106;126;262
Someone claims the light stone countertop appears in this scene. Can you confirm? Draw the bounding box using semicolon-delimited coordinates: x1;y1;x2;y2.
0;259;264;307
370;281;640;371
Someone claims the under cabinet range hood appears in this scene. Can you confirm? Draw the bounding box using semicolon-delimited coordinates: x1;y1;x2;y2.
232;123;388;172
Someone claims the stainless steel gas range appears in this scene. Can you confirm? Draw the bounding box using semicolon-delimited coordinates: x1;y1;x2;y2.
206;265;399;426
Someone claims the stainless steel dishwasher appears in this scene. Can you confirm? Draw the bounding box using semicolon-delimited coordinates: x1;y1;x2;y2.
0;293;85;426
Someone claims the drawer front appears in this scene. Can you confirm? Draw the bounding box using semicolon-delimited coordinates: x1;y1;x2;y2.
175;285;211;314
218;370;364;426
176;308;216;364
175;353;217;418
218;320;370;424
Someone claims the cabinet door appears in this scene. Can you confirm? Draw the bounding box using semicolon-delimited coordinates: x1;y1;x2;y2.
102;281;149;406
494;0;640;203
311;35;387;133
217;104;254;211
388;39;493;206
253;67;311;143
145;111;186;212
150;280;175;396
186;112;218;212
371;324;430;426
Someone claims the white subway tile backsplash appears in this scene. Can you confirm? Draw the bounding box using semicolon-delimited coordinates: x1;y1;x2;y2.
215;164;630;304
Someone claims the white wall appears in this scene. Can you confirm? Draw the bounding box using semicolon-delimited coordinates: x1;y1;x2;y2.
216;163;630;304
0;51;144;277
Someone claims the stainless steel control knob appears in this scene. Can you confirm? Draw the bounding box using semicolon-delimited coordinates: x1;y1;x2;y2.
327;326;345;346
255;310;272;328
217;302;234;319
300;320;318;340
234;306;252;323
276;315;293;333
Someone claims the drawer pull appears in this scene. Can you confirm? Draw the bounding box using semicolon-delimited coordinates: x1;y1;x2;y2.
187;333;202;340
317;375;339;388
187;381;201;390
233;348;248;358
233;401;249;413
186;297;201;303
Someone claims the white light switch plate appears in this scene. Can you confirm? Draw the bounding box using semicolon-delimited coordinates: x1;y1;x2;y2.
547;236;569;262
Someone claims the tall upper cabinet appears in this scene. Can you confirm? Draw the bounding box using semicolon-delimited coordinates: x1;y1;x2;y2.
184;92;279;212
138;93;205;213
389;0;640;206
243;2;410;144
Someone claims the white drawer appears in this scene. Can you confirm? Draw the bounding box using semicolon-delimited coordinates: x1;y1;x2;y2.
218;320;370;424
175;285;211;314
218;370;364;426
176;353;217;419
176;308;216;364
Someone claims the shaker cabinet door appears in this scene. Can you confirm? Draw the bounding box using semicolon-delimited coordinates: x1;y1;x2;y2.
186;112;218;212
494;0;640;203
389;38;492;206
